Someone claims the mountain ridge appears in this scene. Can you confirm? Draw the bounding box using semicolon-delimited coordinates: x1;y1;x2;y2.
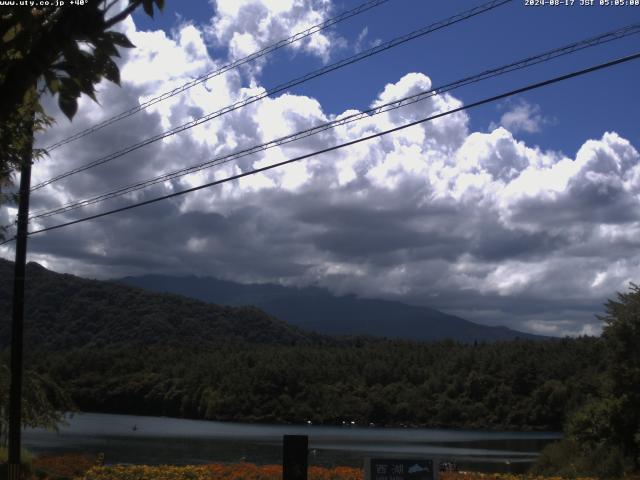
0;259;323;349
118;273;546;342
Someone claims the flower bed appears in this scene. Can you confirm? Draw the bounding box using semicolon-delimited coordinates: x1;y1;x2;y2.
27;458;631;480
77;463;362;480
31;453;98;479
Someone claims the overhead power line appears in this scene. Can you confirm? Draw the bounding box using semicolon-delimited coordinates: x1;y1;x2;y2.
15;50;639;240
26;22;640;221
31;0;513;191
43;0;391;152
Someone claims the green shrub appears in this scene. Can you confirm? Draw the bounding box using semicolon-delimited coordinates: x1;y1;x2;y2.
0;447;34;479
531;438;627;479
0;447;33;463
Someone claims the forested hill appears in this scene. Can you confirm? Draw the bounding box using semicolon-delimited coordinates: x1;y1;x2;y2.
0;258;541;348
0;259;608;431
119;274;545;342
0;259;321;349
29;337;605;430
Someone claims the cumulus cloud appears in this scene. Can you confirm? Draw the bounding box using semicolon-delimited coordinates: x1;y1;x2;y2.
205;0;338;67
3;2;640;338
491;99;553;134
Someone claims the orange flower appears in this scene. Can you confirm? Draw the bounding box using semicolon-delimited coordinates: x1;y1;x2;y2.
32;453;97;477
67;461;609;480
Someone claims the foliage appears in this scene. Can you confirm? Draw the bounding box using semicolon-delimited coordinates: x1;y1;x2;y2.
68;462;607;480
31;452;98;479
24;336;604;431
78;463;362;480
443;475;601;480
0;0;164;121
11;457;629;480
0;0;165;223
0;260;609;431
600;283;640;467
0;447;33;478
532;437;626;479
0;260;316;350
0;361;74;447
0;87;53;241
441;474;597;480
533;283;640;477
0;447;32;464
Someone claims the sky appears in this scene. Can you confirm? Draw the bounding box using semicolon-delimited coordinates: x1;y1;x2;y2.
1;0;639;337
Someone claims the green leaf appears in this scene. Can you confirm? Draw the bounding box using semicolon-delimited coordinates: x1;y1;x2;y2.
94;38;120;59
62;45;92;72
43;70;60;94
101;56;120;85
106;31;135;49
2;24;20;43
82;82;97;102
142;0;154;18
58;92;78;120
60;77;81;97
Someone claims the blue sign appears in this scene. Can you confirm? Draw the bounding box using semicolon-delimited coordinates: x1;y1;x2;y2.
369;458;435;480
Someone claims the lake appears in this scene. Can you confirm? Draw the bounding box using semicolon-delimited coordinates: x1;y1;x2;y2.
23;413;560;473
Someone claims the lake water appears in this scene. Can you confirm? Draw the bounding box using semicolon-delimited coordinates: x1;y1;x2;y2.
23;413;561;473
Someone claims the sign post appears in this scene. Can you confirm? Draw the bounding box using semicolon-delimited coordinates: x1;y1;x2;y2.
283;435;308;480
366;458;438;480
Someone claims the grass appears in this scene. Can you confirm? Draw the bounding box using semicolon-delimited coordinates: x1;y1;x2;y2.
0;447;34;464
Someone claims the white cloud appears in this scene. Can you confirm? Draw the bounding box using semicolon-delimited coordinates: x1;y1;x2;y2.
354;26;368;53
491;99;553;134
206;0;337;66
4;4;640;339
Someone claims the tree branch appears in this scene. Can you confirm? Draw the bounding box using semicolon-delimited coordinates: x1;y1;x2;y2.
0;8;79;123
104;1;142;29
103;0;121;14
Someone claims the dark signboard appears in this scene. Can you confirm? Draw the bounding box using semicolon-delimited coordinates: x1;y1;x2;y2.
283;435;308;480
368;458;435;480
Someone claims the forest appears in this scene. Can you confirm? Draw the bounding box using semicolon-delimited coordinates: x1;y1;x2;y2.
2;260;639;476
0;259;609;431
22;337;604;431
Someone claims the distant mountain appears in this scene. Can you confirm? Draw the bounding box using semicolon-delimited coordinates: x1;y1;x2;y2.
118;274;544;342
1;259;590;431
0;259;320;350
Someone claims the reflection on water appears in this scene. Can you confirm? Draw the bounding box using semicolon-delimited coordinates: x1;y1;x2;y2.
24;413;561;473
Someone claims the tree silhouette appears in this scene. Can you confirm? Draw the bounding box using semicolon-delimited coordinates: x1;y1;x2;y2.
0;0;165;215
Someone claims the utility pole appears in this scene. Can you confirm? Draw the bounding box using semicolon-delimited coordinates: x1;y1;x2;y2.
7;117;33;480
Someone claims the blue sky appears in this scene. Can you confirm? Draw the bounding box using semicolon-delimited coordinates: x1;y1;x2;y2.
134;0;640;156
2;0;640;337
